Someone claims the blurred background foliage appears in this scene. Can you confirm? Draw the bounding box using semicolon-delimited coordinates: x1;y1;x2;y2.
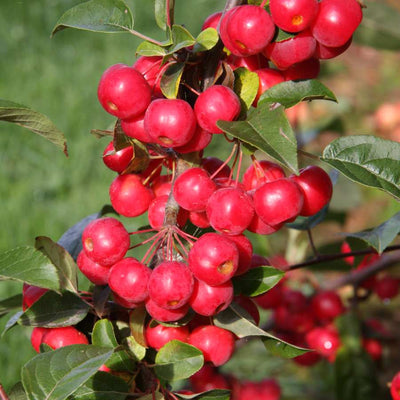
0;0;400;396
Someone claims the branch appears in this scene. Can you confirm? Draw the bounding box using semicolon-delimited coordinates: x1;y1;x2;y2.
325;250;400;290
0;385;10;400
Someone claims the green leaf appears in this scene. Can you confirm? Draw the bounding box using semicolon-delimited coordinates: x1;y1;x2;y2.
259;80;337;108
275;29;296;42
160;62;185;99
92;319;136;372
51;0;134;36
233;68;259;112
214;303;308;358
22;345;113;400
138;393;164;400
0;246;60;291
35;237;78;293
218;102;299;173
129;306;147;347
18;291;90;328
155;340;204;381
0;294;22;318
9;382;28;400
125;335;146;361
154;0;174;31
334;347;380;400
286;204;329;231
354;1;400;51
321;135;400;201
175;389;231;400
0;99;67;156
2;311;23;335
233;266;284;297
136;41;168;57
193;28;219;52
169;25;196;53
343;211;400;254
68;371;129;400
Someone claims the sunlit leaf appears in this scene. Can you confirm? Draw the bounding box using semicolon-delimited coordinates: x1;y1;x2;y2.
175;389;231;400
233;68;259;112
193;28;219;52
160;62;185;99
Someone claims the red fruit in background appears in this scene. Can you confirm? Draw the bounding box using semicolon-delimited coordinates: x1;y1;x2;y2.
97;64;151;119
151;174;172;197
144;98;197;147
242;160;286;191
311;0;363;47
206;187;254;235
82;217;130;267
374;276;399;300
22;284;48;311
77;250;110;286
293;349;322;366
283;58;320;80
362;338;382;362
290;165;333;216
41;326;89;349
311;290;344;322
145;298;189;322
173;167;217;212
31;327;49;352
145;322;189;350
188;232;239;286
220;5;275;57
133;56;168;98
253;178;304;226
356;253;380;290
189;210;210;229
148;195;188;229
201;11;222;30
306;326;341;361
270;0;319;33
201;156;231;179
264;31;316;70
189;325;236;366
226;53;269;72
194;85;241;134
237;379;281;400
108;258;152;304
283;288;308;312
189;279;233;316
121;113;153;143
109;173;154;217
247;213;284;235
251;253;270;268
315;37;352;59
253;68;285;106
255;284;283;310
226;234;253;276
113;292;139;309
102;141;133;174
148;261;194;309
391;371;400;400
341;241;355;265
190;364;231;392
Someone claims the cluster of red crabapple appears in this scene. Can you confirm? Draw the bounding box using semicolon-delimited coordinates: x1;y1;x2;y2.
21;0;375;393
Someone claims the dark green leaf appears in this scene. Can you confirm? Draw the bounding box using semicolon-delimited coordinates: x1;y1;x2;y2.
218;102;299;173
193;28;219;52
160;62;185;99
22;345;113;400
155;340;203;381
0;99;67;156
92;319;136;372
68;371;129;400
175;389;231;400
93;286;111;318
343;211;400;254
18;291;90;328
214;303;308;358
233;266;284;297
9;382;28;400
286;204;329;231
321;135;400;201
275;29;296;42
2;311;23;335
154;0;174;31
51;0;134;36
0;246;60;291
35;237;78;293
233;68;259;112
354;1;400;51
169;25;196;53
259;80;337;108
334;347;380;400
0;294;22;318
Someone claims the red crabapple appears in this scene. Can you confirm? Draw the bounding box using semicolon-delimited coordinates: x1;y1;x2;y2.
109;173;154;217
253;68;285;106
82;217;130;267
145;298;190;322
31;327;49;352
22;284;48;311
41;326;89;349
311;290;344;322
77;250;111;286
97;64;151;120
194;85;241;134
148;195;188;229
102;141;133;174
201;11;222;30
145;322;189;350
283;58;320;81
189;325;236;366
121;113;153;143
242;160;286;191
